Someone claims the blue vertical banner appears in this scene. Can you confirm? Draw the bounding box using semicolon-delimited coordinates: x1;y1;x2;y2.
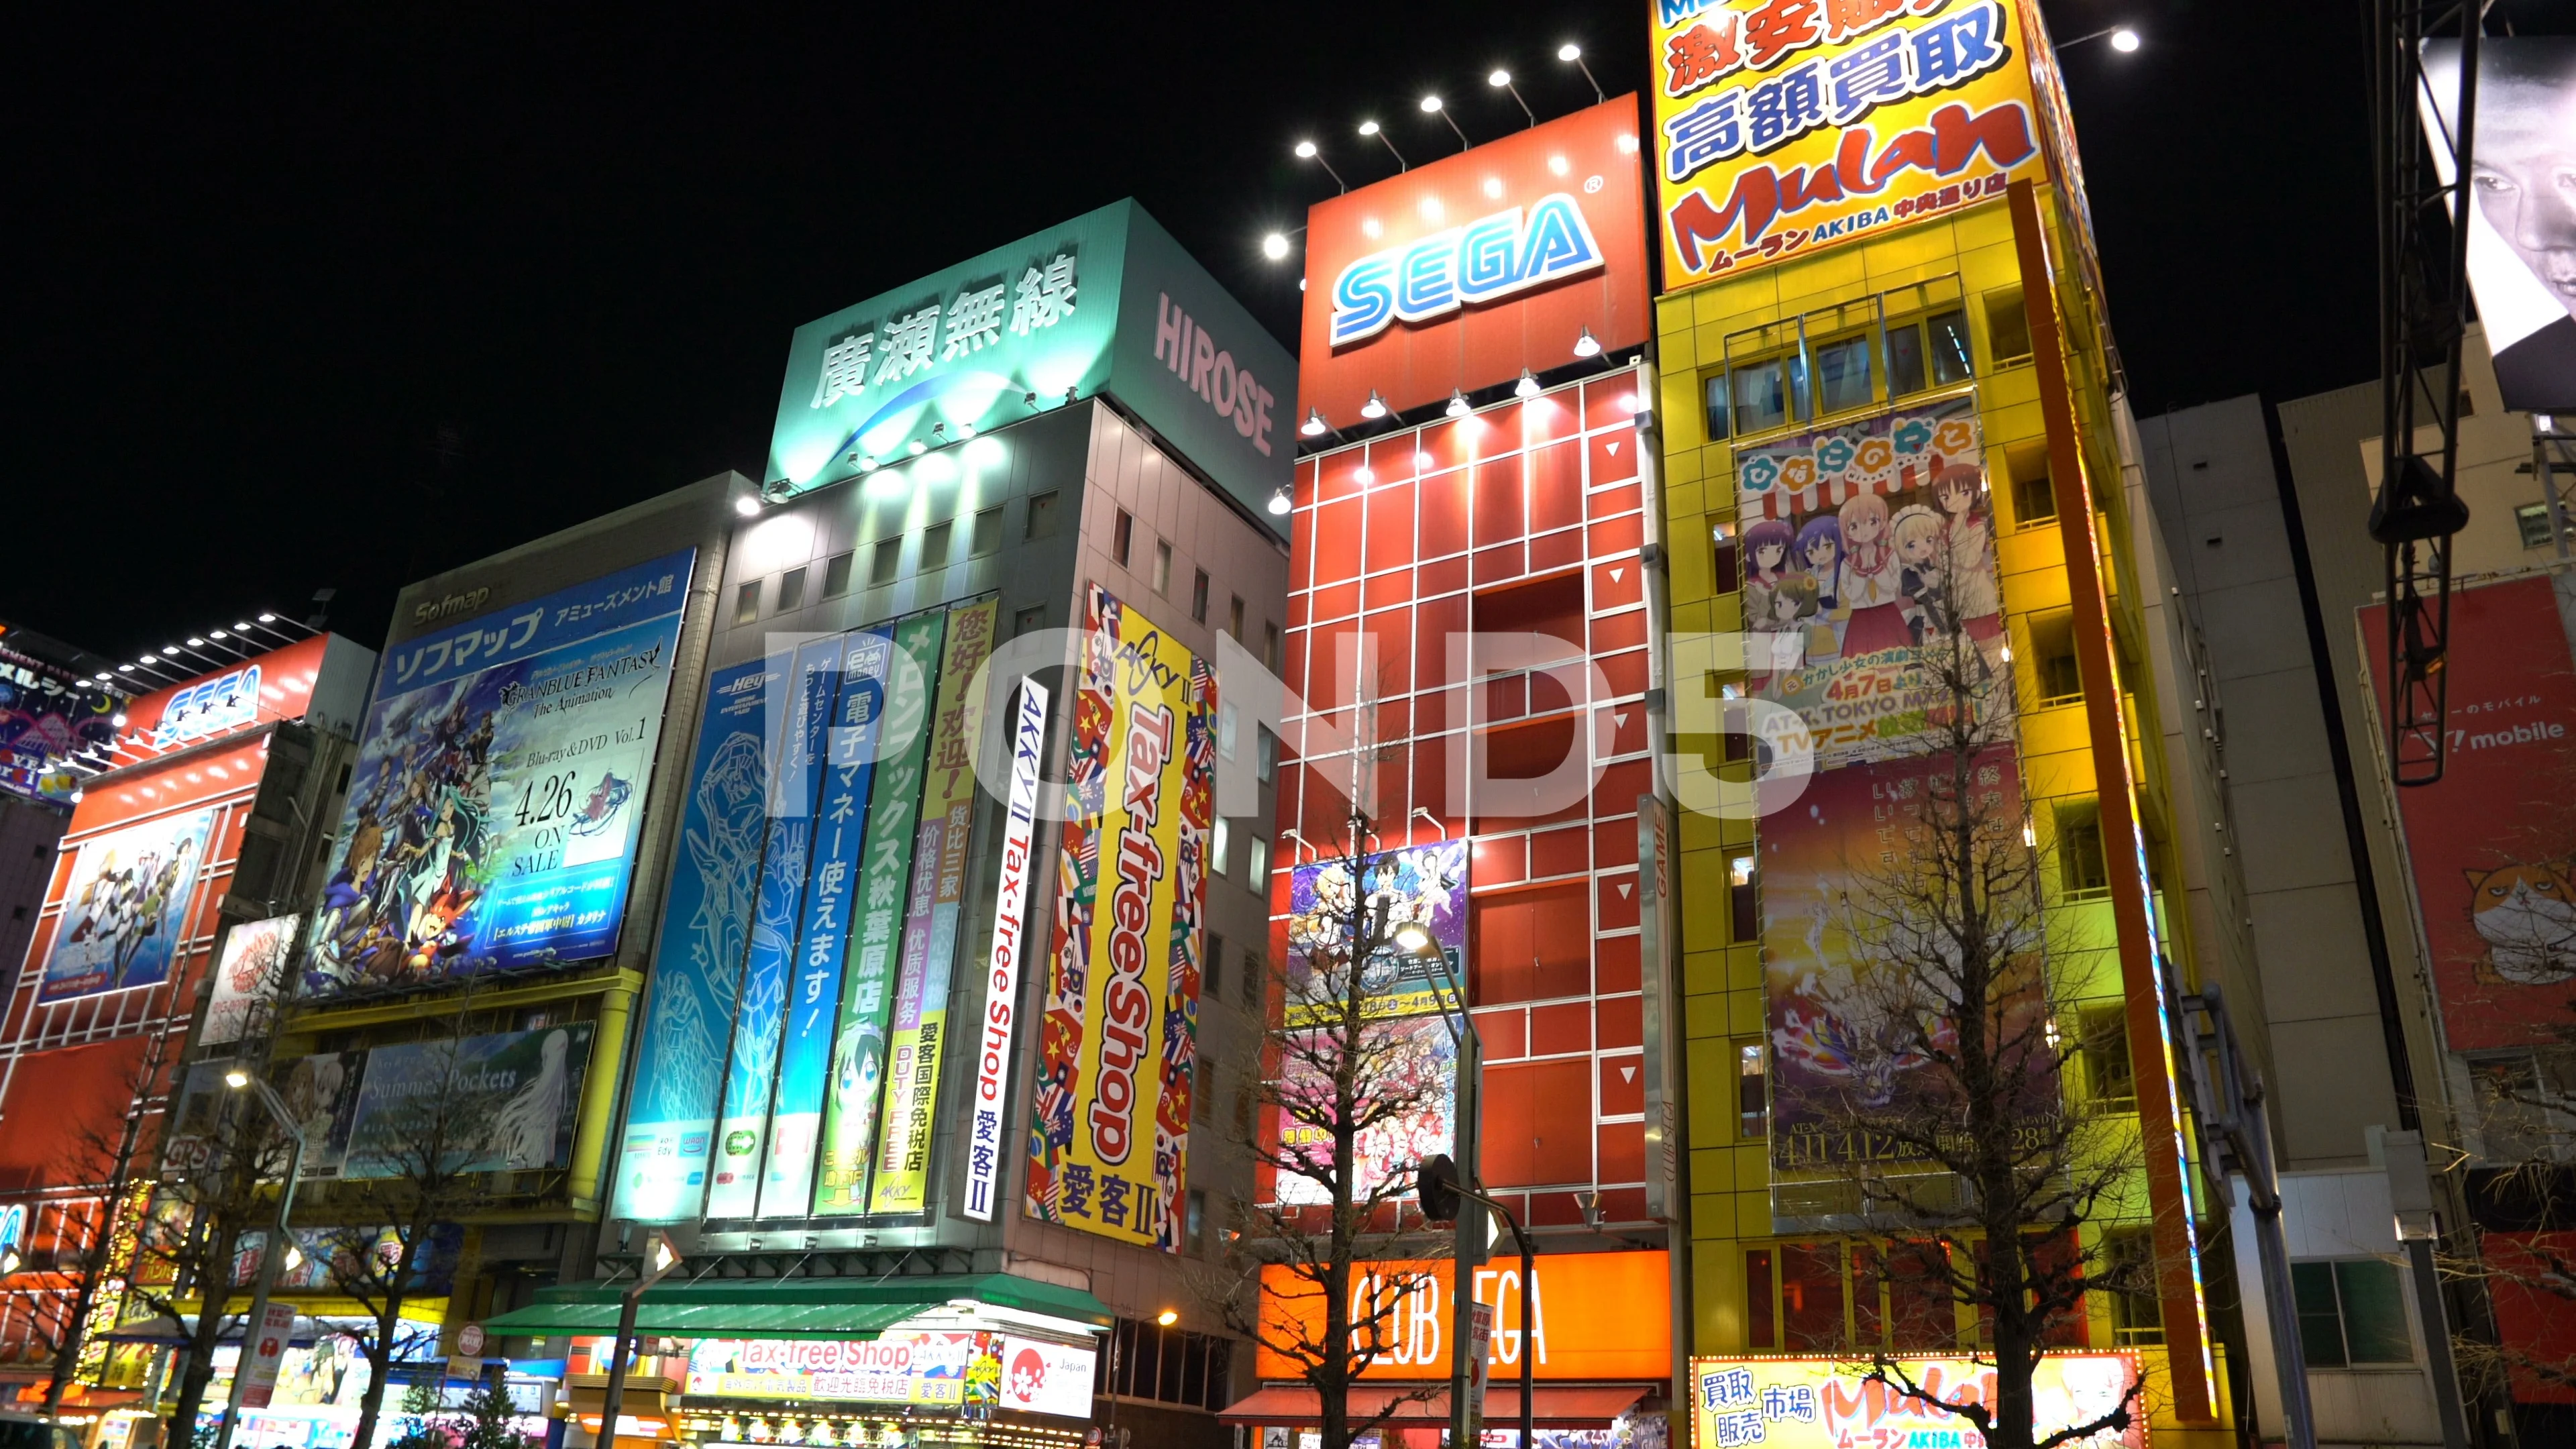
704;639;841;1218
756;628;896;1219
611;655;788;1222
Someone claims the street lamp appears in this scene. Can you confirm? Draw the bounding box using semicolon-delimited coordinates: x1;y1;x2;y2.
2055;24;2142;54
212;1071;305;1449
596;1230;684;1449
1389;923;1485;1449
1419;1157;1535;1449
1488;68;1534;129
1558;43;1604;105
1293;139;1347;194
1420;95;1470;152
1358;119;1408;171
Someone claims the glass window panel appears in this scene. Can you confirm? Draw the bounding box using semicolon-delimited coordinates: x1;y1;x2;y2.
1733;359;1789;435
2292;1261;2349;1367
1703;372;1731;441
822;551;855;598
1781;1242;1846;1350
1888;323;1928;397
1928;309;1976;386
971;506;1003;557
776;567;806;612
2336;1260;2414;1364
1814;335;1873;413
1746;1249;1776;1349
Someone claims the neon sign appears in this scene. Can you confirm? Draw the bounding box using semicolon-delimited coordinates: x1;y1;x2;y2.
1329;195;1605;347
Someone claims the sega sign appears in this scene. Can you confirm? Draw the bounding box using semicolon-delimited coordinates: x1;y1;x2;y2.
154;665;261;748
1297;95;1650;426
1328;195;1605;347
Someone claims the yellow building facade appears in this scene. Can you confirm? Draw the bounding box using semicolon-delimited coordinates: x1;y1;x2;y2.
1646;3;2241;1444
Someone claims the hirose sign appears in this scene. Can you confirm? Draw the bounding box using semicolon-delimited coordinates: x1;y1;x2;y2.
1298;96;1650;425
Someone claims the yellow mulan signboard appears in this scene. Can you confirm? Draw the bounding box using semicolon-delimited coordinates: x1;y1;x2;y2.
1649;0;2051;286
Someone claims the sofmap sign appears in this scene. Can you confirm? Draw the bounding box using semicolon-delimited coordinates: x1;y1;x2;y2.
771;200;1291;536
1650;0;2053;287
1299;97;1650;425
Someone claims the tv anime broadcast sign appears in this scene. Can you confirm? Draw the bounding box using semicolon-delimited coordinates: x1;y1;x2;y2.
1689;1354;2144;1449
1651;0;2051;288
306;549;694;994
40;808;218;1001
1299;96;1649;425
1026;584;1214;1251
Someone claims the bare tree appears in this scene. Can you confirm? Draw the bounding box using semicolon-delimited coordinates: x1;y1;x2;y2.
1203;796;1457;1449
1766;565;2152;1449
34;1028;180;1417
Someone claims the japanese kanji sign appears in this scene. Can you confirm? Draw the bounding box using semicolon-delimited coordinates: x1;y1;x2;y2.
1650;0;2055;288
1688;1354;2145;1449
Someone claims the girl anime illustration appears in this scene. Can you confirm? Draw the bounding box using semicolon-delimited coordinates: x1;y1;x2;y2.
1750;574;1820;688
1741;518;1796;593
1835;492;1915;657
1933;463;2003;639
1794;515;1845;660
1892;504;1949;641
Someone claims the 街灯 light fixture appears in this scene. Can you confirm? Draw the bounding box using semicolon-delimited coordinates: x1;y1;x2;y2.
1421;94;1469;150
735;495;761;517
1262;233;1291;261
1514;370;1541;399
1267;484;1292;517
1301;408;1328;437
1558;42;1604;104
1446;390;1470;418
2110;28;2141;51
1489;67;1535;127
907;439;928;456
1155;1309;1179;1328
1359;119;1407;170
1294;139;1346;193
1572;326;1600;358
1360;390;1388;419
858;455;879;472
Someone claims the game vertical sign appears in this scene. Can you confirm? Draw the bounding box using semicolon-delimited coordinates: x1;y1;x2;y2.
1025;585;1212;1250
614;657;787;1222
756;629;896;1219
963;678;1050;1222
871;598;1000;1214
814;610;951;1212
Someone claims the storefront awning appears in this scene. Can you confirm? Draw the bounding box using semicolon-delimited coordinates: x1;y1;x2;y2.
480;1271;1113;1340
1217;1385;1646;1428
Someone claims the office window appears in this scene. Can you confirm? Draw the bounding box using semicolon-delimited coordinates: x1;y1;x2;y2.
776;566;807;612
1729;855;1759;943
1154;539;1173;594
1205;934;1226;1001
1026;490;1061;539
1813;334;1874;414
1738;1041;1768;1140
1241;949;1265;1010
1211;816;1231;876
733;580;761;626
1013;604;1046;636
922;519;954;567
1191;569;1210;624
1264;623;1283;673
1781;1242;1846;1350
1186;1189;1208;1255
2008;442;2057;525
1229;594;1245;640
1886;321;1929;398
2031;612;2082;704
971;505;1004;557
822;550;855;598
2102;1227;2164;1346
2518;502;2557;550
1248;835;1269;893
1731;356;1799;435
1926;308;1975;385
869;537;902;587
1984;288;2033;366
2294;1259;2412;1366
2078;1003;2135;1107
1702;370;1732;441
1113;508;1134;566
2055;800;2110;897
1713;527;1740;597
1256;724;1278;784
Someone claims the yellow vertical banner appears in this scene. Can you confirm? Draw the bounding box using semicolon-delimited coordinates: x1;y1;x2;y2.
1024;584;1212;1250
869;598;1000;1214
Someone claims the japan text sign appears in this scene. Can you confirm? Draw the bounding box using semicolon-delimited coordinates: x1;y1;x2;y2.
962;677;1050;1221
1651;0;2051;288
1688;1354;2144;1449
1300;97;1649;425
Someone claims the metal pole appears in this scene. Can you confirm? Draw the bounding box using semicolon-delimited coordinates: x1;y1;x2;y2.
213;1082;304;1449
1449;1027;1483;1449
594;1285;646;1449
1516;1225;1532;1449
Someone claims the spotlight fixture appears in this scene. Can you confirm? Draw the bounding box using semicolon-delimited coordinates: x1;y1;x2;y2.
1573;325;1601;358
1558;42;1604;104
1267;484;1293;517
1418;95;1442;113
1262;232;1291;260
1360;390;1388;419
1359;119;1407;170
258;613;276;623
1446;390;1470;418
735;495;762;517
1301;408;1328;437
1295;140;1317;157
1294;138;1346;192
957;422;975;438
858;455;879;472
1357;119;1380;136
1489;68;1534;127
907;439;928;456
1487;68;1509;87
1514;370;1541;399
2110;27;2141;51
1421;95;1469;150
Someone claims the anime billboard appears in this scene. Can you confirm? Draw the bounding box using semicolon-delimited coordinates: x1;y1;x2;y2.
2361;574;2576;1052
203;914;299;1047
0;642;117;806
2421;40;2576;413
40;808;217;1001
339;1026;597;1179
1271;841;1468;1207
1026;584;1214;1251
305;549;694;994
1760;750;2053;1173
1736;394;2006;771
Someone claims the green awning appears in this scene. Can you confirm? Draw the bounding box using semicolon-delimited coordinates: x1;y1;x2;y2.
480;1272;1111;1341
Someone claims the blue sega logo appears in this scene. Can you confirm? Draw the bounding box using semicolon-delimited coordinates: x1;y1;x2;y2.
1329;193;1605;347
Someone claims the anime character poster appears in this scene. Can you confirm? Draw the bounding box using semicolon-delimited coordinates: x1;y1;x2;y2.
41;808;217;1001
304;549;694;996
276;1049;367;1179
339;1025;596;1179
2361;574;2576;1052
1759;751;2055;1173
1025;584;1213;1251
1735;396;2008;772
1270;840;1468;1206
610;656;785;1223
203;914;299;1046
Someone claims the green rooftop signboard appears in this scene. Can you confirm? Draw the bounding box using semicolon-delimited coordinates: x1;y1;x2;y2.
768;200;1293;536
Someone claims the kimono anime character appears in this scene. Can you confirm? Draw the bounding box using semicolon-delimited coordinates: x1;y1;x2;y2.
1933;464;2003;639
1835;493;1915;657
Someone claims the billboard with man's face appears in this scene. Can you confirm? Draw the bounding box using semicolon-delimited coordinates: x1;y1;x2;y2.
2422;40;2576;412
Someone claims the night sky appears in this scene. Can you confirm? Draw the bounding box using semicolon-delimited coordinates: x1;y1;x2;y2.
3;1;2383;665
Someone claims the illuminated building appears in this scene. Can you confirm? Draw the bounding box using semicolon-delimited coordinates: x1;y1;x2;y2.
1648;4;2245;1444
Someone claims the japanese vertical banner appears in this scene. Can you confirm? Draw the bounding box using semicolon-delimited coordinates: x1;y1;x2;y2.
1648;0;2051;288
870;596;1001;1214
963;677;1051;1222
755;628;896;1218
813;609;951;1213
1025;584;1214;1250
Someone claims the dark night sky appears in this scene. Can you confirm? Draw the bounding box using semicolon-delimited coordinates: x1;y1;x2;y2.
1;1;2379;665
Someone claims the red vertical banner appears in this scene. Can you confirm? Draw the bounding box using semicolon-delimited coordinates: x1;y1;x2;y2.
2360;574;2576;1051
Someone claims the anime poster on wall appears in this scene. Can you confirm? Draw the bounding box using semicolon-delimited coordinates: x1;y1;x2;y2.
339;1026;596;1179
1026;584;1214;1251
1735;395;2007;771
1758;750;2055;1173
40;808;218;1001
305;549;694;995
203;914;300;1046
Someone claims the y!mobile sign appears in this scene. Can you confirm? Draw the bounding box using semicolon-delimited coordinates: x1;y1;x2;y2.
962;677;1049;1222
1298;96;1650;426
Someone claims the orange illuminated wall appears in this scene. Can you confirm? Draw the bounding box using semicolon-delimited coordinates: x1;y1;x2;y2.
1271;368;1661;1227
